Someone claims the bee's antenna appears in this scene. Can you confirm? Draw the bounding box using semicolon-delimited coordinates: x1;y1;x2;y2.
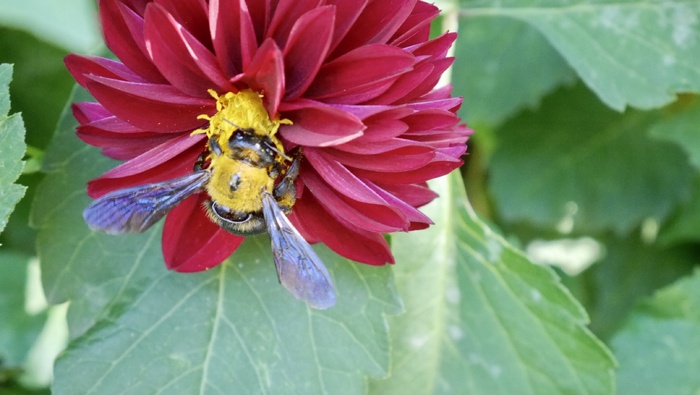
266;142;292;162
223;118;242;130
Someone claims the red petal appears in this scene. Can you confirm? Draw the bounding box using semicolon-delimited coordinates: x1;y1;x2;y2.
99;0;166;83
77;127;173;160
163;193;244;272
290;193;393;265
353;118;408;143
332;0;418;56
278;99;364;147
266;0;322;47
390;1;439;47
241;38;285;116
303;148;389;205
364;62;435;105
365;181;433;225
144;4;234;97
325;0;368;55
302;167;406;232
335;137;428;155
327;147;435;172
282;6;334;99
72;102;115;125
377;182;438;207
351;153;463;184
65;55;147;88
84;75;214;132
155;0;212;48
87;134;204;197
209;0;258;75
306;44;415;102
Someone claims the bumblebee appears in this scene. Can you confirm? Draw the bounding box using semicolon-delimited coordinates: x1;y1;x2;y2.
83;127;336;310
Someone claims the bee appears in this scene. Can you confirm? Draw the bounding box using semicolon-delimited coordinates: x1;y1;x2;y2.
83;127;336;310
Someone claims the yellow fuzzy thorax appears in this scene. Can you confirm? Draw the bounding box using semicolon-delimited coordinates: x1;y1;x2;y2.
192;89;291;153
192;90;291;212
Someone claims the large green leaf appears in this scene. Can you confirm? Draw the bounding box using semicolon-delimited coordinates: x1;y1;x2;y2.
0;63;26;236
453;16;576;126
0;0;99;53
34;87;401;394
612;269;700;395
649;102;700;170
459;0;700;111
575;236;696;340
489;84;693;234
0;252;47;369
659;177;700;245
369;172;615;395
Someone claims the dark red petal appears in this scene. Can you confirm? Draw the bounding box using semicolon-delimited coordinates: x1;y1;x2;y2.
99;0;166;83
267;0;322;48
290;193;393;265
332;0;418;56
390;1;439;47
282;6;334;99
87;134;204;197
77;127;173;160
351;153;463;184
402;109;461;131
305;44;415;101
364;62;435;105
278;99;364;147
209;0;258;75
398;58;453;103
302;166;406;232
335;137;430;155
353;118;408;143
324;0;367;55
377;182;438;207
65;55;147;88
72;102;113;124
303;148;389;205
409;32;457;59
327;147;435;172
365;181;433;225
123;0;149;15
163;193;244;272
144;4;234;97
241;38;284;116
84;75;213;132
155;0;212;48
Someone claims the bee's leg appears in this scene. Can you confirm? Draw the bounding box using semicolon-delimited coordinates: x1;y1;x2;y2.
273;154;301;213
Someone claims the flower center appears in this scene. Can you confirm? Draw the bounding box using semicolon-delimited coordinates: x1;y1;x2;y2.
192;89;290;156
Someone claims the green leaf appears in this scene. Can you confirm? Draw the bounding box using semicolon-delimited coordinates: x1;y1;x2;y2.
0;252;47;368
35;87;401;394
453;16;576;126
658;177;700;245
612;269;700;395
649;101;700;170
0;0;99;53
575;236;696;340
489;84;693;234
0;63;27;236
460;0;700;111
369;172;615;395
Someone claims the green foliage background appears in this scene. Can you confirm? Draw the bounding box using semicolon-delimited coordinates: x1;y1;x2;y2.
1;0;700;394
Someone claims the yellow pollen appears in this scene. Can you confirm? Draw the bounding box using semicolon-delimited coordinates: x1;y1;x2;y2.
192;89;291;153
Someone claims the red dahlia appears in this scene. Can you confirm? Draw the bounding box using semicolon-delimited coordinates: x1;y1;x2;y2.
66;0;472;272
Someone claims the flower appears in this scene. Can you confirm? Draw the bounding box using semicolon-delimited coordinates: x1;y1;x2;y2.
66;0;472;272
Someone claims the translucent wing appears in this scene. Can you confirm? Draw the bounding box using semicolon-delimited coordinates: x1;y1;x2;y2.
83;171;210;234
261;191;336;309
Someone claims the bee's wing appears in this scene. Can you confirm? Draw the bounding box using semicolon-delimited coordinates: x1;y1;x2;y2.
83;171;210;234
261;191;336;309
